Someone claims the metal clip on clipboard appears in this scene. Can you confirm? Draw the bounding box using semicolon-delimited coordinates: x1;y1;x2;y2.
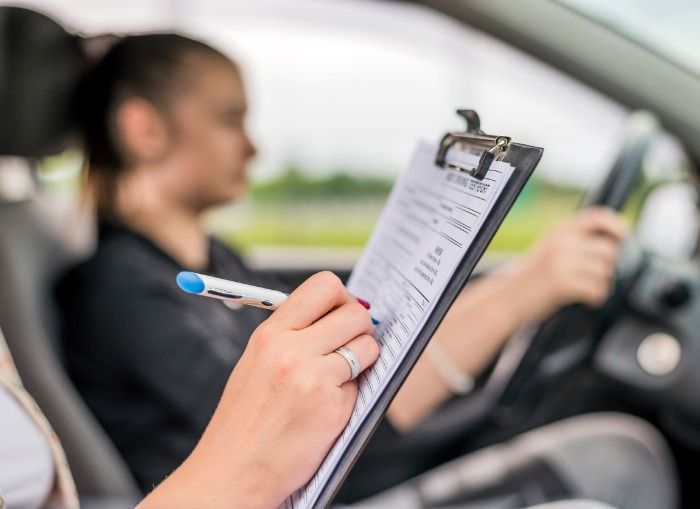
435;109;511;181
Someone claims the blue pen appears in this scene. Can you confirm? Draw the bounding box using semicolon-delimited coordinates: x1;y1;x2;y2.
177;271;380;325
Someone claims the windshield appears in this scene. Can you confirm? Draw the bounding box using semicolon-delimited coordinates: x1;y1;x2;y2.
558;0;700;77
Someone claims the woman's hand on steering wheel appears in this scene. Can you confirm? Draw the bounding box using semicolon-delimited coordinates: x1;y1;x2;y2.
508;207;628;322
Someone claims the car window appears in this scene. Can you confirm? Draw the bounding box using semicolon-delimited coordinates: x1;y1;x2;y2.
557;0;700;78
31;0;630;268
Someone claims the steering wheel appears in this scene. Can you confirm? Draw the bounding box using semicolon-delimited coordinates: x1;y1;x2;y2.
581;112;660;210
496;112;659;394
410;112;660;443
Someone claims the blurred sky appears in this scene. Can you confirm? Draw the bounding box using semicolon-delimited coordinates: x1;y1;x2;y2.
6;0;670;188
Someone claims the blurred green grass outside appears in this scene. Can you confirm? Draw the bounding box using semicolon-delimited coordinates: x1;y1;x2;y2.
218;175;583;255
39;156;600;257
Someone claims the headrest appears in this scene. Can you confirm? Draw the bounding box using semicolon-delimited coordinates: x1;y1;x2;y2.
0;7;82;157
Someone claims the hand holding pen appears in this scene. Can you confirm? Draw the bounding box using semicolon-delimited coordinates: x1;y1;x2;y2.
151;271;379;508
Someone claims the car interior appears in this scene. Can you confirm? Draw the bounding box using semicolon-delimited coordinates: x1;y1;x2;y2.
0;6;141;502
1;0;700;507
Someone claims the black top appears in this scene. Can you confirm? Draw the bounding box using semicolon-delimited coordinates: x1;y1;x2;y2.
57;222;286;489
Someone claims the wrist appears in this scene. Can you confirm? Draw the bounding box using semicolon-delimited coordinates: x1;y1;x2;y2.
501;261;556;324
139;440;279;509
190;437;284;509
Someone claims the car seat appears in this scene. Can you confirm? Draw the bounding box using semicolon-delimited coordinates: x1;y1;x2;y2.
0;6;140;499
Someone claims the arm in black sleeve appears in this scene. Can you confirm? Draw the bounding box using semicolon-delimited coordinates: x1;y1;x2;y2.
80;268;259;432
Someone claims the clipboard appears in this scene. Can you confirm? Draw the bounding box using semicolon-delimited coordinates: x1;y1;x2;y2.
304;109;543;509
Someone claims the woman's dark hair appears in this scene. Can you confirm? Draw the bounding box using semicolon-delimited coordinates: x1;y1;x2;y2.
75;33;235;218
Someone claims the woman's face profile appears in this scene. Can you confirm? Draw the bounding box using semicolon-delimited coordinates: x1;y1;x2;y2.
164;56;257;210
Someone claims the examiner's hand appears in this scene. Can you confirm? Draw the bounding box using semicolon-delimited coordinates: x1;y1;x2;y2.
139;271;378;509
510;207;628;320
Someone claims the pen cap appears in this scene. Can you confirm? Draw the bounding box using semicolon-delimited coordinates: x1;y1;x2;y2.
176;271;206;294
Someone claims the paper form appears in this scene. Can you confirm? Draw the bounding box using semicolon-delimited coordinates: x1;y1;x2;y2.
285;141;515;509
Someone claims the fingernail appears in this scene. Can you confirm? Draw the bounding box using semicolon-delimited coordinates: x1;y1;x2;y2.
357;298;371;310
371;317;380;325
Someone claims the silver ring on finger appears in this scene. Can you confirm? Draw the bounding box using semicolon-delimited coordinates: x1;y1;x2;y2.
334;345;361;381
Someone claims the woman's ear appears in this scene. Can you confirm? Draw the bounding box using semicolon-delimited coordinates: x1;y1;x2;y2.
115;98;169;165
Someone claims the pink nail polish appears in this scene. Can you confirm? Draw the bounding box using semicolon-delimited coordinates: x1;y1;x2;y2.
357;298;371;310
